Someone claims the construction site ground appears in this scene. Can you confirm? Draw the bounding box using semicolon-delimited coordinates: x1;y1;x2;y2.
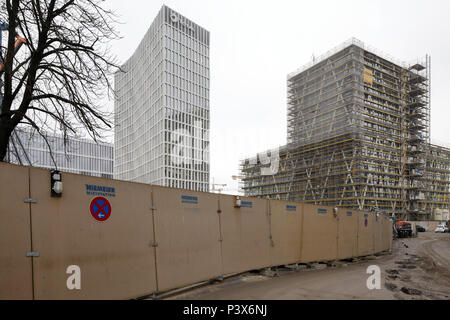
165;232;450;300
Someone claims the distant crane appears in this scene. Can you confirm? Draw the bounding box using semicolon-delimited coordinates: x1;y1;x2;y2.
211;178;227;194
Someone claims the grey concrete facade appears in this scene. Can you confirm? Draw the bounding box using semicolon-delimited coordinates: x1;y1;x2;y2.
114;5;210;192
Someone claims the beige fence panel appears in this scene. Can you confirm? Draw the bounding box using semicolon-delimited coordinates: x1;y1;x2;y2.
385;216;392;251
382;216;393;252
300;204;338;263
357;211;375;256
337;210;358;260
373;215;384;254
219;195;271;275
152;186;222;292
29;167;157;299
0;163;33;299
268;200;303;266
388;217;393;251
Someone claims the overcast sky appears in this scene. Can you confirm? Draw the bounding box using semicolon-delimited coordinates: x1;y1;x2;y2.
104;0;450;194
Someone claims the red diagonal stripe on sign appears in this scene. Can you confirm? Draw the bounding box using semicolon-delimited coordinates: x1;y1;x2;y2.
95;200;109;217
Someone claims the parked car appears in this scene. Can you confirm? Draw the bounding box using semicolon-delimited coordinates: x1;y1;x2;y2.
434;224;449;233
416;225;426;232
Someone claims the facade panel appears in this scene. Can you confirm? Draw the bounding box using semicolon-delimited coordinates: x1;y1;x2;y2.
6;128;113;178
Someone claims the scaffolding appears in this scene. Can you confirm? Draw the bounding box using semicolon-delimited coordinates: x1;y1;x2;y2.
241;40;450;220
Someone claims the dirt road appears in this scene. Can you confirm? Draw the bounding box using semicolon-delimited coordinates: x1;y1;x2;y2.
166;232;450;300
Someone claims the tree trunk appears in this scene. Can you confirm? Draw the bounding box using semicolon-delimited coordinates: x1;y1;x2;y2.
0;120;14;162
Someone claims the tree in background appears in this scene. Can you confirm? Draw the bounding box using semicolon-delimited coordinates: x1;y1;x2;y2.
0;0;120;161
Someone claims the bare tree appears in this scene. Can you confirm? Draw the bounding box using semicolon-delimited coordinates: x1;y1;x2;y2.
0;0;120;162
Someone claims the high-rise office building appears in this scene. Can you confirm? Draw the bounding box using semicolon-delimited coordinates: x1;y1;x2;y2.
114;5;210;192
241;38;450;220
6;127;113;178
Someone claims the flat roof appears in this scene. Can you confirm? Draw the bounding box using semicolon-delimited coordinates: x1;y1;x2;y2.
287;37;408;80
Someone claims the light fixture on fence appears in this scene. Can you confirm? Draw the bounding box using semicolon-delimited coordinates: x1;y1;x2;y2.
234;196;241;208
51;170;63;197
333;207;338;217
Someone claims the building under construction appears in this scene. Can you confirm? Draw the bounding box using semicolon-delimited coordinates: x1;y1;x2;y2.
241;38;450;220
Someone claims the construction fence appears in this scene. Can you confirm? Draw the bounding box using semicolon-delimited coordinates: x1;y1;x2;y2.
0;163;392;299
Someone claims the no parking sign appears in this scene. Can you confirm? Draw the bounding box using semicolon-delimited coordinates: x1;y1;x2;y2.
90;197;112;222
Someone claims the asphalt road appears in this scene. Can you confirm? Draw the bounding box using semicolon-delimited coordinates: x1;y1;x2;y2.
166;232;450;300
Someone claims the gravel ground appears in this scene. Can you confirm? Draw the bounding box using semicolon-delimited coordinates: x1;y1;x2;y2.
384;232;450;300
163;232;450;300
